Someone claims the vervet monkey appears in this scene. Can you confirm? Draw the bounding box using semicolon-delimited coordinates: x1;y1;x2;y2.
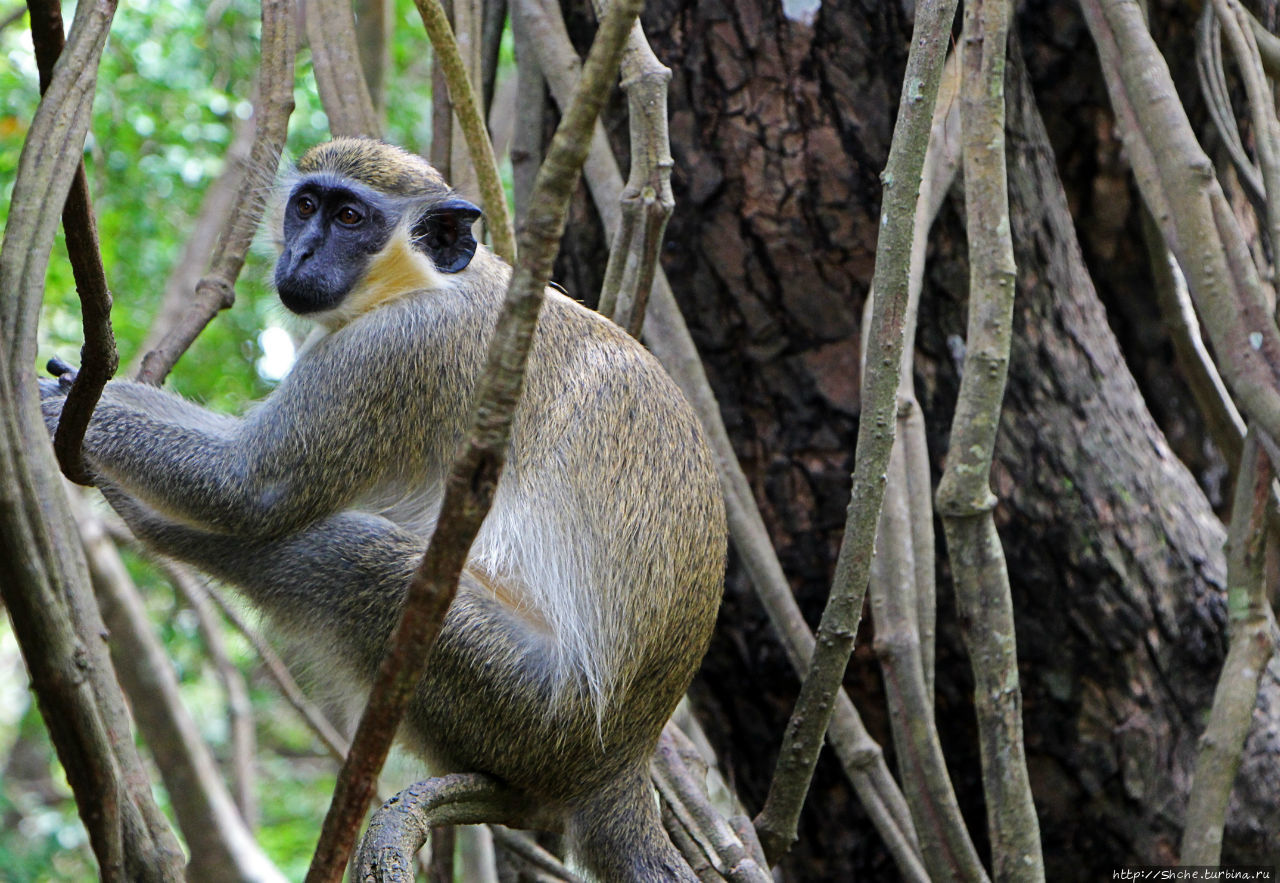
40;138;726;881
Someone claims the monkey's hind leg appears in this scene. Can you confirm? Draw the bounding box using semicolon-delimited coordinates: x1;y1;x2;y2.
99;485;417;670
567;768;698;883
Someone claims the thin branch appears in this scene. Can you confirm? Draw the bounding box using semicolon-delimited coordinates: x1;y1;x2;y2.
413;0;518;263
863;83;986;867
132;111;256;374
1080;0;1280;448
1197;5;1266;212
305;0;380;137
305;2;644;877
651;726;772;882
1210;0;1280;271
198;575;354;763
490;827;580;882
0;0;186;872
1181;431;1278;864
934;1;1043;878
752;0;960;864
166;563;259;827
27;0;117;487
594;15;673;337
1140;207;1245;469
1247;10;1280;79
430;0;455;181
869;526;986;882
864;47;961;716
510;21;545;225
136;0;295;386
101;516;356;765
72;494;286;883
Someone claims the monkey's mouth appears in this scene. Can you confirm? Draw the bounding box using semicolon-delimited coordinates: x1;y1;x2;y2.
274;274;348;315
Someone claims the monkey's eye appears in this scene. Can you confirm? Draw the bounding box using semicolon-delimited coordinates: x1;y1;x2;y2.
295;195;317;218
336;206;363;226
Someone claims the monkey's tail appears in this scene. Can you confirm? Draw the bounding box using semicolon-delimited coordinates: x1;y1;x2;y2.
567;769;697;883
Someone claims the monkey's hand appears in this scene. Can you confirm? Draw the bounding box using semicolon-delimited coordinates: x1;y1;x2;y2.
39;378;70;438
39;358;79;435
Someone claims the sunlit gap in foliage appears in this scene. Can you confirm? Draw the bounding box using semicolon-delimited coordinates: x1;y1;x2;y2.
256;326;296;382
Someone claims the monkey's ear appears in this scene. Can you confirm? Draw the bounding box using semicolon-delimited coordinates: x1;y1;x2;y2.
411;198;483;273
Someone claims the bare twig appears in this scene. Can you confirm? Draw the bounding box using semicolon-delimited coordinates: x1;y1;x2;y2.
72;495;286;883
1080;0;1280;447
1181;432;1278;864
1140;207;1245;470
594;15;673;337
870;543;987;882
101;516;355;765
27;0;117;487
133;111;256;374
864;48;961;716
490;827;579;881
413;0;517;263
1197;5;1266;212
934;1;1043;878
510;23;545;224
752;0;960;864
165;564;259;827
305;0;380;137
652;726;772;883
197;576;354;763
1209;0;1280;272
864;75;986;864
0;0;186;872
1247;10;1280;79
305;2;644;877
136;0;295;386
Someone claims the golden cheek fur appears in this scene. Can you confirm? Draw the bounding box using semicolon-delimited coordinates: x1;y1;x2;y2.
314;227;455;329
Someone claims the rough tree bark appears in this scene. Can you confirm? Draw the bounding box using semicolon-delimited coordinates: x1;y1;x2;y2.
550;0;1280;878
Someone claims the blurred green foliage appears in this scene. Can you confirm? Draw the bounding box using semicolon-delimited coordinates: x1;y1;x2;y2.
0;0;473;876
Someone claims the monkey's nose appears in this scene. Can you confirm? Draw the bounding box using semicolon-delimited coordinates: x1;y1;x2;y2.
284;245;315;276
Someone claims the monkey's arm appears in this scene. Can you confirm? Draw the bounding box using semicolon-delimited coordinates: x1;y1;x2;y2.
39;329;423;537
100;484;413;654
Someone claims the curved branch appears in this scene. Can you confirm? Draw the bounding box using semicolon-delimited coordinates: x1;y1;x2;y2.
1181;432;1278;864
305;0;380;137
594;16;673;337
27;0;117;487
136;0;296;385
354;775;552;881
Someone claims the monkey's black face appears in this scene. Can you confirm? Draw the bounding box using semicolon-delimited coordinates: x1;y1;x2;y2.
275;178;395;315
275;173;484;316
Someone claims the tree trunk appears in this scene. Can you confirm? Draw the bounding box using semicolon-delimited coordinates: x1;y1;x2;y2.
568;0;1280;878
